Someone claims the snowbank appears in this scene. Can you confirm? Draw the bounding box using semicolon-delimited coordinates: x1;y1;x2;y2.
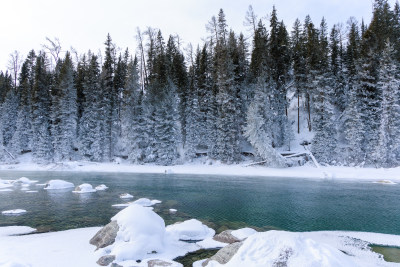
72;183;96;193
3;161;400;182
166;219;215;241
43;180;74;190
2;209;27;215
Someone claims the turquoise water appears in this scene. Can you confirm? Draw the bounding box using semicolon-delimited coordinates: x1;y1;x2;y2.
0;171;399;235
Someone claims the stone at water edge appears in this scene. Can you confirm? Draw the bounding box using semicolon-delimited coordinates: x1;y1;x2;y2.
148;259;175;267
212;230;240;244
201;241;243;266
89;221;119;250
97;255;116;266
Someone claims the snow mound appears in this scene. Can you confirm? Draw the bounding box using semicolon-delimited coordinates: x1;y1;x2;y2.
14;177;38;184
132;198;162;207
25;190;38;193
110;204;166;261
231;228;257;240
205;231;358;267
166;219;215;241
72;183;96;193
120;193;133;199
44;180;74;190
0;226;36;237
2;209;27;215
95;184;108;190
169;209;177;213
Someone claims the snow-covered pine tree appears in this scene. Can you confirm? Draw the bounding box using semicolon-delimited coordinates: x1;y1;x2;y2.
311;18;337;164
78;54;103;161
113;49;129;156
100;34;116;161
121;56;143;163
374;42;400;166
58;52;77;161
9;51;36;155
31;53;53;163
0;74;18;148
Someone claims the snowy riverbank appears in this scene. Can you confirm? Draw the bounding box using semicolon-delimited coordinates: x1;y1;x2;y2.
1;160;400;182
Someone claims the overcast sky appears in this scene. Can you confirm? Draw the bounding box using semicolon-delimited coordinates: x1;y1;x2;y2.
0;0;398;70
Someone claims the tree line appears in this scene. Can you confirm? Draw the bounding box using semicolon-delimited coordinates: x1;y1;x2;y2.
1;0;400;167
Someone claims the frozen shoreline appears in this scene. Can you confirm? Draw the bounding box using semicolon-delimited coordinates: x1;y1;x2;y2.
1;161;400;182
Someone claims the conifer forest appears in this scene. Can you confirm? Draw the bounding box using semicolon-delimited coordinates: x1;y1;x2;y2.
1;1;400;168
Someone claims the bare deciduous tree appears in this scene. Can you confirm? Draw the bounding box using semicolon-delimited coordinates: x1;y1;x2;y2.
7;50;23;88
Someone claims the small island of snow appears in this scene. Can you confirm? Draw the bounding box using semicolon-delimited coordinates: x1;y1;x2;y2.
44;180;74;190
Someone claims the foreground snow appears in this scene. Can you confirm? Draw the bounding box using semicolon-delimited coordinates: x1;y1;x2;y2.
1;161;400;182
1;225;400;267
0;227;100;267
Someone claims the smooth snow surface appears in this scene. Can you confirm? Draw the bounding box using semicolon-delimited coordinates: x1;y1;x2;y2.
95;184;108;190
119;193;133;199
2;209;27;215
43;180;74;190
166;219;215;241
0;226;36;237
231;227;257;240
0;227;100;267
72;183;96;193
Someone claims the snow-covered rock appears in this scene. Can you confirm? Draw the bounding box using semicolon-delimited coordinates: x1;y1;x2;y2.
95;184;108;191
90;221;119;249
119;193;133;199
0;189;13;192
132;198;162;207
231;228;257;240
14;177;38;185
0;179;13;189
72;183;96;193
169;209;177;214
166;219;215;241
25;190;38;193
203;231;358;267
44;180;74;190
94;205;201;266
2;209;27;215
109;204;166;261
373;180;397;185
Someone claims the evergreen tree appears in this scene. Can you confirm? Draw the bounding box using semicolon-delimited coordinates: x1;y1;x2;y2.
31;53;53;162
9;51;36;154
375;42;400;166
101;34;116;161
